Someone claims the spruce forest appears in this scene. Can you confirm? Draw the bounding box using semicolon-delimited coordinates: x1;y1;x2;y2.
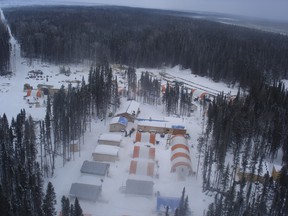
0;5;288;216
3;6;288;87
0;18;10;75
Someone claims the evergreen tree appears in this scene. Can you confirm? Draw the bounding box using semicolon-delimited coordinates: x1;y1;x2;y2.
165;205;169;216
127;67;137;100
61;196;70;216
43;182;57;216
177;187;190;216
0;185;12;216
0;18;11;75
70;204;74;216
73;198;83;216
174;208;179;216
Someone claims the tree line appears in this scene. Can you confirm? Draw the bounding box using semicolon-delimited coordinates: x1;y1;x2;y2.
0;110;62;216
38;61;119;174
0;18;10;75
138;71;161;105
3;6;288;88
0;61;115;214
202;81;288;215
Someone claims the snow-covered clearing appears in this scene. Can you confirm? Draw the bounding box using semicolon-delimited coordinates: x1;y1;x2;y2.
0;61;238;215
0;7;241;215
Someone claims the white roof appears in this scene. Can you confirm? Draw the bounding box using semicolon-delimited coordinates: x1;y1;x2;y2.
110;116;128;125
134;142;153;147
171;148;190;156
110;117;121;124
171;136;187;146
171;157;191;165
131;160;154;176
191;89;207;98
138;120;186;130
94;145;120;156
127;175;154;181
137;132;151;143
115;100;140;116
126;100;140;115
273;164;282;172
98;133;122;142
134;146;155;159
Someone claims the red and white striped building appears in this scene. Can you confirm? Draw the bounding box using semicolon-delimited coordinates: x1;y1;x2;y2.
170;135;192;176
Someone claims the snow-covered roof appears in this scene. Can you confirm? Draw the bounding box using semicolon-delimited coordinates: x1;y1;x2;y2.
171;157;192;172
26;89;43;98
171;156;191;164
110;116;128;126
171;135;187;146
133;145;155;160
115;100;140;116
129;159;155;178
80;160;110;176
171;147;190;156
94;145;120;156
137;120;186;130
191;89;208;99
69;183;101;202
126;178;154;196
98;133;122;142
273;164;282;172
136;132;151;143
126;100;140;115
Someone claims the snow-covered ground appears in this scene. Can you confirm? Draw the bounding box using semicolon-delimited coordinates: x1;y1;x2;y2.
0;8;241;216
1;63;219;215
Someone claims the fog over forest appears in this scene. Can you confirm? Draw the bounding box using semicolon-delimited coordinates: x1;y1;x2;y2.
1;0;288;21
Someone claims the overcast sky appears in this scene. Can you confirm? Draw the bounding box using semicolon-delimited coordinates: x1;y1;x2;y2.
1;0;288;21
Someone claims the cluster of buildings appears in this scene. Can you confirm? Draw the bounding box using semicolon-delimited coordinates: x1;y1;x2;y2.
65;99;194;215
67;100;140;203
69;132;123;203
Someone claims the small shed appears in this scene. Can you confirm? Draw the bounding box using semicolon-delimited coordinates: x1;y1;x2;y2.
70;140;79;152
92;145;120;162
37;84;54;95
69;183;101;202
129;160;155;177
24;83;32;91
80;160;110;176
109;116;128;132
115;100;140;122
98;133;122;146
125;179;154;196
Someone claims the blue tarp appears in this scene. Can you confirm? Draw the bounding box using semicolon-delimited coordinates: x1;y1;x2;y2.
136;118;167;122
156;196;180;211
171;125;185;129
118;116;128;126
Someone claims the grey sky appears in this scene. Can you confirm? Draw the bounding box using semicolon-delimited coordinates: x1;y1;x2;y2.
1;0;288;21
